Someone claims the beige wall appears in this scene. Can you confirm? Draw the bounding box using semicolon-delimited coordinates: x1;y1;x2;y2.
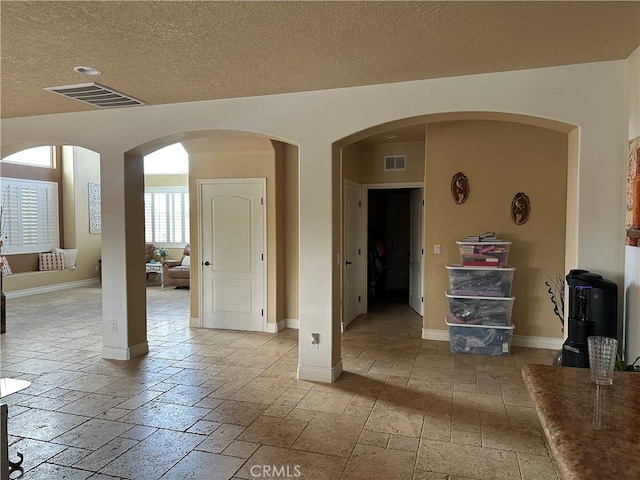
342;143;361;183
185;136;297;325
145;174;188;188
341;120;567;340
4;146;101;292
424;120;568;338
360;141;425;184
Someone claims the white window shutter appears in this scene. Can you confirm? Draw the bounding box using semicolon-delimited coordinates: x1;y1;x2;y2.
41;183;59;249
144;192;153;243
144;186;189;247
0;178;59;254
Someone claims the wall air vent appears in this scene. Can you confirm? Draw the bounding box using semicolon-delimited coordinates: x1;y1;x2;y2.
384;155;406;171
43;83;145;108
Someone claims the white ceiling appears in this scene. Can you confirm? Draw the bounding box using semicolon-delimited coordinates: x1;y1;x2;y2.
1;1;639;120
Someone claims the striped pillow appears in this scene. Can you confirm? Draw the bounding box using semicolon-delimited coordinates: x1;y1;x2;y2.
39;252;65;271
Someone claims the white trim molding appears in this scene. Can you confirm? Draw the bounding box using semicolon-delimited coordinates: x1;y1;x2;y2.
298;359;344;383
264;319;286;333
285;318;299;329
341;315;358;333
4;278;99;299
511;335;563;350
102;341;149;360
422;328;450;342
189;317;202;328
422;328;563;351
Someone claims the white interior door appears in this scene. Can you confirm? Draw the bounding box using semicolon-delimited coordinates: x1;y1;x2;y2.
409;188;423;315
344;181;361;328
200;179;265;331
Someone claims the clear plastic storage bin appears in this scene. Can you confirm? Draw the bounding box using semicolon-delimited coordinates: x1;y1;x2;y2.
445;319;515;355
445;292;515;326
457;241;511;267
446;264;515;297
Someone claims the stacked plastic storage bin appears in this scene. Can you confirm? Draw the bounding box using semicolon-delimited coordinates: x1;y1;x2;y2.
445;239;515;355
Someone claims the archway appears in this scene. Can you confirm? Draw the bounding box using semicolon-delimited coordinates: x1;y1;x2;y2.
104;130;300;360
334;112;577;370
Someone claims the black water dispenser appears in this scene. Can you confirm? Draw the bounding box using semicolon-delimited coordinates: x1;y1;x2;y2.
561;269;618;368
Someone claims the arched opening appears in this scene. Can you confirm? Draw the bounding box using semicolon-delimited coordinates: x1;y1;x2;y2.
334;112;577;372
110;130;300;359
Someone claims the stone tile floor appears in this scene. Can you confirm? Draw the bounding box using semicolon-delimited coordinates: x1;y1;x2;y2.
0;285;559;479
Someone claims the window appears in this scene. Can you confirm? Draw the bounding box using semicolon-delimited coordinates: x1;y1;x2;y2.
2;146;55;168
0;178;59;254
144;187;189;247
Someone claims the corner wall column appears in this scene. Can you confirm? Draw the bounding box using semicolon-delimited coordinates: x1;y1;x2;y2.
297;140;342;382
100;151;148;360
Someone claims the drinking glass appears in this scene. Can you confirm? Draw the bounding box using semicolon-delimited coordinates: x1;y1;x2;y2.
587;336;618;386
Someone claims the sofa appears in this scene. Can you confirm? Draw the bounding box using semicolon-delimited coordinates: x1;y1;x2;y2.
162;244;190;288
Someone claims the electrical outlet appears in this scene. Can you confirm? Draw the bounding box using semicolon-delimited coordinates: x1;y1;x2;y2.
434;244;441;254
311;333;319;348
111;320;117;332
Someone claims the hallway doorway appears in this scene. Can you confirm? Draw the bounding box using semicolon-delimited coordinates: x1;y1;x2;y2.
366;185;423;316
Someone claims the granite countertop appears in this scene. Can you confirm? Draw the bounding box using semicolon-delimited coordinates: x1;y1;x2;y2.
522;364;640;480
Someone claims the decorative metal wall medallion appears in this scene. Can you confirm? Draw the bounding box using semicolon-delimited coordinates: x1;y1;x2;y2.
511;192;530;225
451;172;469;204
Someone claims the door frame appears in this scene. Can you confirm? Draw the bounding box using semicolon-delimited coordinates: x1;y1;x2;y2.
343;179;363;330
196;178;268;331
360;182;424;313
409;188;424;316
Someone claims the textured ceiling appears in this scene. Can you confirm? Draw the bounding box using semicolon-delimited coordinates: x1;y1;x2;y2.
1;1;639;119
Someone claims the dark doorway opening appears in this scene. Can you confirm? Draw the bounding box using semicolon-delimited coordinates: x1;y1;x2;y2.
367;188;413;305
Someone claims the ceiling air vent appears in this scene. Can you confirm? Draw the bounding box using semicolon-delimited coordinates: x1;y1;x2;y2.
384;155;406;171
43;83;145;108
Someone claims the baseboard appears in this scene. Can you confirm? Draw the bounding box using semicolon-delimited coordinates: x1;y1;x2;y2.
285;318;299;329
511;335;563;350
102;341;149;360
422;328;450;341
189;317;202;328
297;359;343;383
264;319;286;333
4;278;99;299
422;328;563;350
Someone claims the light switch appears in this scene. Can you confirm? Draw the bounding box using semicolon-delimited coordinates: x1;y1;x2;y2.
434;244;441;254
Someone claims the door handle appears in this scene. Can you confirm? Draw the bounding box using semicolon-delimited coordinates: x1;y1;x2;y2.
202;261;211;266
345;261;353;265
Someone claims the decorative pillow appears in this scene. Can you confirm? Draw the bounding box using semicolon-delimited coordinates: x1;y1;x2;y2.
39;252;65;271
181;255;190;267
52;247;78;269
0;256;12;275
